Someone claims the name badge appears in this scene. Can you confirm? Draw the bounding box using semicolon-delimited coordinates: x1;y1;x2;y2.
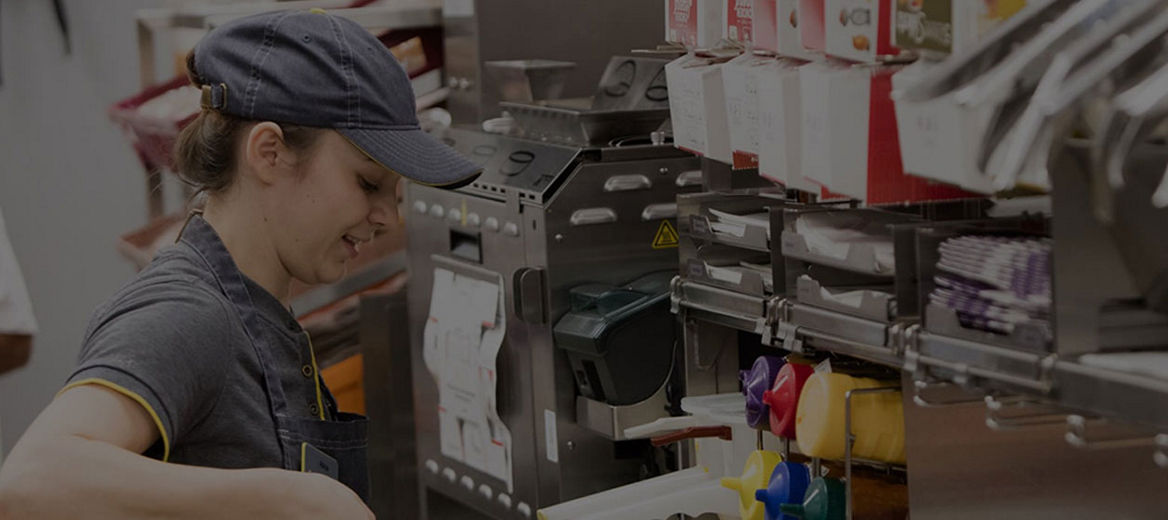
300;442;339;479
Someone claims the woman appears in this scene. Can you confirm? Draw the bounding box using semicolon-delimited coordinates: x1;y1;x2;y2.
0;9;478;519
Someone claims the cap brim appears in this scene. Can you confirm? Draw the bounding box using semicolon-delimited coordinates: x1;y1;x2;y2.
338;127;482;189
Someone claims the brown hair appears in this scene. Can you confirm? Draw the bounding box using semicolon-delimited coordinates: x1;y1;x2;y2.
174;51;323;194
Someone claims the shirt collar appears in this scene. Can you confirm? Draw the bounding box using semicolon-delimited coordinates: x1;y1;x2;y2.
178;214;303;334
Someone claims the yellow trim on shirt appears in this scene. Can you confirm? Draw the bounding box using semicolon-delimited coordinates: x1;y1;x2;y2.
305;332;326;420
58;378;171;462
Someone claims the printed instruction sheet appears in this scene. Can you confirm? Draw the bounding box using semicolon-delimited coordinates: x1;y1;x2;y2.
424;268;513;492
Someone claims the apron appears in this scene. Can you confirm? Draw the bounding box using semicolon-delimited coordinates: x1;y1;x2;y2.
178;213;370;501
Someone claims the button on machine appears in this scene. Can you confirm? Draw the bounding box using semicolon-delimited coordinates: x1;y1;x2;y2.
516;502;532;518
478;484;493;500
429;204;445;219
448;208;462;222
497;493;512;509
467;213;481;227
460;475;475;491
442;467;456;483
424;459;439;474
485;217;500;232
503;222;520;236
413;200;428;214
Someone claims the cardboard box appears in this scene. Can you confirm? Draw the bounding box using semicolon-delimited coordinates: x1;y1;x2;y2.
890;2;1035;194
825;0;898;63
723;52;777;170
891;61;994;193
800;60;974;203
724;0;780;51
893;0;1028;57
758;58;821;191
666;0;726;49
667;53;734;163
798;0;826;53
777;0;819;60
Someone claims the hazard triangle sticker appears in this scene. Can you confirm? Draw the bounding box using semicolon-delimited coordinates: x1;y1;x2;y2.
652;220;679;249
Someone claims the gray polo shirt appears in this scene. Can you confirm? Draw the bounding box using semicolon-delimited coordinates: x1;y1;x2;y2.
66;237;334;466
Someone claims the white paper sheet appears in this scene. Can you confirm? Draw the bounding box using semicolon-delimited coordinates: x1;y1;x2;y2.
709;208;771;238
424;268;514;492
667;54;733;163
794;212;896;273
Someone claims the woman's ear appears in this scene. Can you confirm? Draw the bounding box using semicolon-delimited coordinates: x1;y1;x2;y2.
243;122;289;185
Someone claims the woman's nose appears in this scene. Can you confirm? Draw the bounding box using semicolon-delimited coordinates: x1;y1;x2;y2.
368;195;398;228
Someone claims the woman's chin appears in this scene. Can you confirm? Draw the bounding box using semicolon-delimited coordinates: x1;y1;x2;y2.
319;264;348;285
298;263;347;286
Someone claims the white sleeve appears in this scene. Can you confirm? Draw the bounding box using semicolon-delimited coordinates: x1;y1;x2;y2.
0;208;37;335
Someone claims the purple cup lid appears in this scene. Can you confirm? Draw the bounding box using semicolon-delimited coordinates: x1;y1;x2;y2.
742;355;785;428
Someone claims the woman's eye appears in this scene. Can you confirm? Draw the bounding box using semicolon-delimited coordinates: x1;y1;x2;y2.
358;176;381;194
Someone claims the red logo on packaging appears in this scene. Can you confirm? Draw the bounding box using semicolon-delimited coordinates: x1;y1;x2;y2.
726;0;755;43
669;0;700;48
732;151;760;170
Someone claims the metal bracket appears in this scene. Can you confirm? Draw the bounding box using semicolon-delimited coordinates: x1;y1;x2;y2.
1155;434;1168;469
781;323;804;353
764;296;785;345
910;379;984;408
669;275;683;314
984;395;1068;431
1064;414;1158;451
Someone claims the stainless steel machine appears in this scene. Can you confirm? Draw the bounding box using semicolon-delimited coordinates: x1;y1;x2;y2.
405;57;702;519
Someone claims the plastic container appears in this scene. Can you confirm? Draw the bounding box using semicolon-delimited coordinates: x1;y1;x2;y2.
779;477;846;520
779;474;909;520
762;362;815;439
794;372;905;463
754;461;812;520
722;450;784;520
741;355;786;429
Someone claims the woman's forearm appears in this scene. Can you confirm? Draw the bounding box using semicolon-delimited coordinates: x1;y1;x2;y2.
0;434;302;520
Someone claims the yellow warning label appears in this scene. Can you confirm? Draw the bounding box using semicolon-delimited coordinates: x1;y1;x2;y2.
652;220;680;249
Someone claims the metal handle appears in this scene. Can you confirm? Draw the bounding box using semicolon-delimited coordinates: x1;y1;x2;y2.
675;170;703;187
649;426;733;447
513;267;546;324
604;174;652;192
569;208;617;226
641;203;678;221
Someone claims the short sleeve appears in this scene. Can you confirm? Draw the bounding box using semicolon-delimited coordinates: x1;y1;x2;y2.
64;284;236;461
0;207;38;335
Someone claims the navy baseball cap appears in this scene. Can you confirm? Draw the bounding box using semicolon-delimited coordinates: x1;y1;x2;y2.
192;9;480;188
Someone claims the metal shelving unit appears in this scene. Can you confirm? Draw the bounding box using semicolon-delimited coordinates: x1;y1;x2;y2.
674;263;1168;468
